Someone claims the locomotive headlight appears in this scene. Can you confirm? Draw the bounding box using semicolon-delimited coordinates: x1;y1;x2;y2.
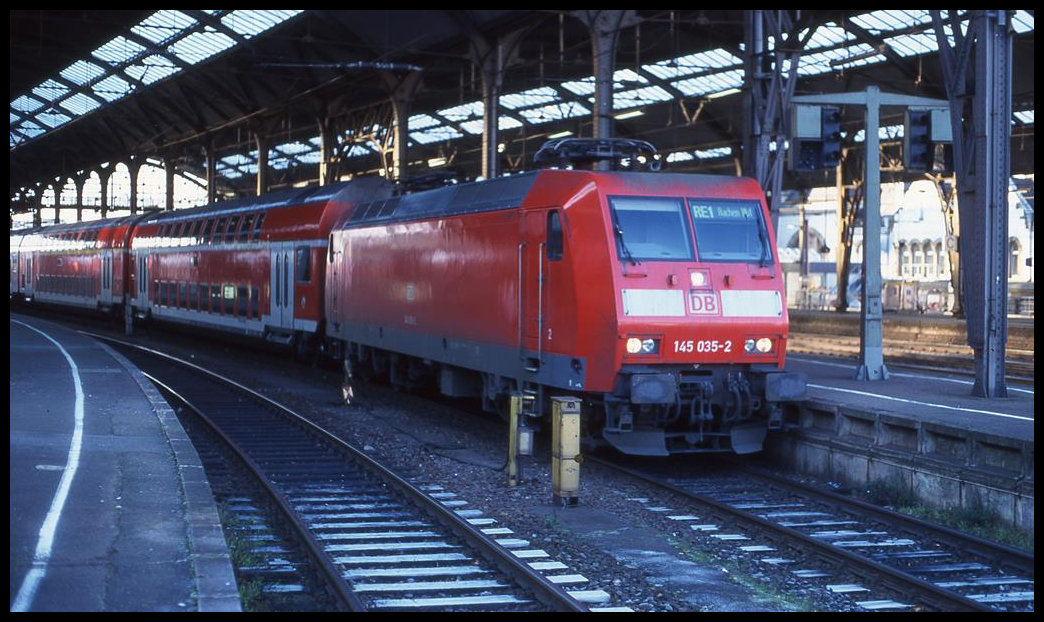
626;337;660;355
745;337;774;353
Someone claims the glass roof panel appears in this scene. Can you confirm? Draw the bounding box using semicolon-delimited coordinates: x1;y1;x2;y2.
60;60;107;86
438;101;483;122
561;68;648;96
410;126;463;145
517;101;590;124
169;29;237;66
643;49;742;81
500;87;560;110
131;10;197;45
695;147;732;159
1011;10;1034;34
12;95;45;114
665;151;694;163
613;86;673;109
1013;110;1034;125
850;10;931;33
885;32;938;57
124;55;180;85
671;69;744;97
222;10;304;38
91;75;134;102
408;114;442;130
91;36;148;65
275;141;314;155
804;23;853;49
294;151;322;164
36;110;72;129
59;93;102;116
459;115;523;135
32;79;69;104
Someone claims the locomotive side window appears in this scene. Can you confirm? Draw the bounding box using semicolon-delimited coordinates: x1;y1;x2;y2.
608;197;693;261
295;247;311;283
547;211;564;261
687;199;772;265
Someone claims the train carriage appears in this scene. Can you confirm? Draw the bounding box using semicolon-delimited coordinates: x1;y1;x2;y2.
10;216;139;312
126;178;392;348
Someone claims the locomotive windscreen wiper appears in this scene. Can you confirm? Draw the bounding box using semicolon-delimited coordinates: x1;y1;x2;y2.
614;223;641;266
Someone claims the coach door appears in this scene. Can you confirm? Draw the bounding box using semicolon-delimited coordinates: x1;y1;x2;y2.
24;254;34;297
270;243;295;330
100;249;114;305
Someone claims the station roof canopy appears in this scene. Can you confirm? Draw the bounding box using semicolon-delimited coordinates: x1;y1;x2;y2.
9;10;1035;197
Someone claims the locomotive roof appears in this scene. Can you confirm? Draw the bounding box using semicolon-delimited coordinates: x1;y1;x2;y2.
342;171;540;228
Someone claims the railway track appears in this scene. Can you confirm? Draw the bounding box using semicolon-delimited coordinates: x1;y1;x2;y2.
96;335;589;612
788;333;1034;384
590;457;1034;612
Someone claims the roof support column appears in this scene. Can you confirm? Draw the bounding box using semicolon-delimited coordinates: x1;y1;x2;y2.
742;10;809;227
574;10;638;169
31;186;42;228
470;29;526;180
98;163;113;219
317;116;340;185
73;174;86;223
382;71;423;181
932;10;1011;397
255;133;270;196
127;157;143;215
51;179;61;224
163;155;177;211
205;141;217;204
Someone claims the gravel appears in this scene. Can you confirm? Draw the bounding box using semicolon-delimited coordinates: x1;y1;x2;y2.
124;330;858;612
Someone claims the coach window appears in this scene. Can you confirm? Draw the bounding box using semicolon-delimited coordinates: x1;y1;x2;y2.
547;211;564;261
226;215;241;243
295;246;311;282
160;282;169;307
211;284;222;314
236;285;249;317
215;218;228;244
252;213;266;242
238;215;253;243
188;283;198;310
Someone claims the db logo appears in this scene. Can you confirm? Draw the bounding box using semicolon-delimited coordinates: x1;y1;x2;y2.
690;292;719;315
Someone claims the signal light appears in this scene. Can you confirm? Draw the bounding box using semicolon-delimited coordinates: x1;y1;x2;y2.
789;105;842;171
904;109;932;171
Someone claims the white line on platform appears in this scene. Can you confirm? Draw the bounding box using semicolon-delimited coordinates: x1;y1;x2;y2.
10;320;86;613
807;383;1033;422
792;356;1033;396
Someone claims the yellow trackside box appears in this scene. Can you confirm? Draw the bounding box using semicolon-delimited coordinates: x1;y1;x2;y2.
551;397;581;504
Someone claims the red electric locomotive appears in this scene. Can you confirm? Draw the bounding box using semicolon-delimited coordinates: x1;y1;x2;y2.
325;140;806;455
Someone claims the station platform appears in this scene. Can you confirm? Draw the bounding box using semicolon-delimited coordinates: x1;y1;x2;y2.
769;353;1034;531
9;313;239;612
